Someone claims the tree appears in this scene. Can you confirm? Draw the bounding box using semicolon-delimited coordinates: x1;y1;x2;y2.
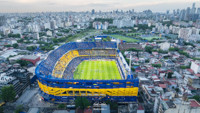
191;95;200;102
0;107;3;113
127;48;142;52
105;100;118;110
27;46;37;51
152;64;161;68
168;72;173;78
145;46;153;53
75;97;91;110
180;65;189;69
4;45;12;47
169;47;179;51
145;59;149;63
17;39;23;43
15;105;23;113
125;58;130;65
58;104;65;109
16;60;32;67
8;33;20;38
52;38;58;43
131;68;135;72
12;43;19;48
175;88;179;93
40;45;54;51
178;50;189;58
1;85;16;102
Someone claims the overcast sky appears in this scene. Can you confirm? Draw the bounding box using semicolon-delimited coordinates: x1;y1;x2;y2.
0;0;199;13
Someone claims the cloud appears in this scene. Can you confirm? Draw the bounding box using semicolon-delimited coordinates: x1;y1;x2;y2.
47;2;56;6
0;0;9;2
0;0;199;13
14;0;41;4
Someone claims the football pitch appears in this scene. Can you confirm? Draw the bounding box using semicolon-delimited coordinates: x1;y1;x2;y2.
73;60;122;80
110;35;139;43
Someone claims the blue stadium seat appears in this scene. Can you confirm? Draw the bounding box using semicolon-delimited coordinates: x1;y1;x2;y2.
38;42;117;77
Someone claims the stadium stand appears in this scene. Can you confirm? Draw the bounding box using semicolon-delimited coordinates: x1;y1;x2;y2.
37;42;117;77
35;41;139;103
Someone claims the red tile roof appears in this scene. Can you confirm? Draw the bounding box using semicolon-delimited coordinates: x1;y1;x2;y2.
195;74;200;77
187;69;194;74
159;84;167;88
190;100;200;107
138;105;144;110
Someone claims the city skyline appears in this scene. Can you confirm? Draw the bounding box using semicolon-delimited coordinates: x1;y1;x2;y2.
0;0;200;13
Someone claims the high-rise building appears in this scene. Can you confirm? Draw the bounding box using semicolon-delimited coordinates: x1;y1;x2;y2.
92;9;95;15
179;9;186;21
197;8;200;15
166;10;170;15
173;10;176;15
185;7;191;20
177;9;180;15
0;16;6;26
191;3;196;14
132;9;135;13
50;20;57;29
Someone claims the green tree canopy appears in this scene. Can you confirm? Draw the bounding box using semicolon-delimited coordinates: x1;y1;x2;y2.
15;105;23;113
105;100;118;110
16;60;32;67
58;104;65;109
152;64;162;68
17;39;23;43
1;85;16;102
145;46;153;53
12;43;19;48
75;97;91;110
168;72;174;78
0;106;3;113
27;46;37;51
127;48;142;52
191;95;200;102
8;33;20;38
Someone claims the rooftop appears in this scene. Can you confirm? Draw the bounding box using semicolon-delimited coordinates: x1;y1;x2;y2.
159;84;167;88
166;101;176;108
21;55;39;60
190;99;200;108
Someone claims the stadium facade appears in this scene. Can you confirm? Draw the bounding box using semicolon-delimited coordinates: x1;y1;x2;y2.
36;41;139;103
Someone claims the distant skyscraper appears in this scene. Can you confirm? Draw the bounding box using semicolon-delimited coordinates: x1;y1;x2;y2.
185;7;191;20
177;9;180;15
197;8;200;15
166;10;170;15
132;9;135;13
173;10;176;15
179;9;186;21
191;3;196;14
92;9;95;15
0;16;6;26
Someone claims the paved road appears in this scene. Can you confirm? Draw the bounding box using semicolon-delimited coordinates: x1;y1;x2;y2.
14;88;54;108
14;88;38;106
28;93;54;108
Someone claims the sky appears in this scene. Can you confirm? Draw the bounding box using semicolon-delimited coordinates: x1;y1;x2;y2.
0;0;200;13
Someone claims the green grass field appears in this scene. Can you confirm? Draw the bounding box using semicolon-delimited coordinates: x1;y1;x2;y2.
110;35;139;43
141;36;161;41
127;33;142;36
73;60;122;80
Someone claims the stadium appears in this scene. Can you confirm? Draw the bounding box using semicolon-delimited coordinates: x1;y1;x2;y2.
35;41;139;103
